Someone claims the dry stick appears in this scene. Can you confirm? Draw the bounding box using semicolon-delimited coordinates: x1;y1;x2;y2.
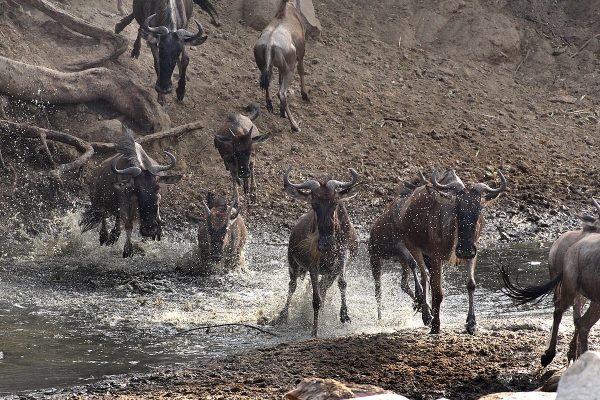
571;34;600;59
91;120;205;152
514;48;531;74
0;120;94;177
0;147;6;169
176;323;278;337
22;0;128;70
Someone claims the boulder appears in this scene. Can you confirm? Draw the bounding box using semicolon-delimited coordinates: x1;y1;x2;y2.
240;0;321;39
284;378;407;400
77;118;124;144
477;393;556;399
557;351;600;400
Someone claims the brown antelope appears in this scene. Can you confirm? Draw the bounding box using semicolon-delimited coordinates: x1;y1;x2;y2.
80;126;181;258
372;169;507;334
274;166;359;337
114;0;214;105
254;0;309;132
213;104;269;204
196;189;247;273
503;198;600;366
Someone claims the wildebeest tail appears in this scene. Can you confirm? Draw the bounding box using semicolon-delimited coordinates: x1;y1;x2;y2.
79;207;103;233
244;103;261;121
259;46;273;91
500;266;562;306
193;0;220;26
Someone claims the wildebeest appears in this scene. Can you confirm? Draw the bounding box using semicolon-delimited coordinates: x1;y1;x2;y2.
213;104;269;204
254;0;309;132
195;189;247;273
502;198;600;366
373;169;507;334
114;0;216;104
116;0;220;25
80;126;181;258
274;166;359;337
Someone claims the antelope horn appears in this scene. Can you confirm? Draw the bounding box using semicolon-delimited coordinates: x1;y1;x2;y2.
326;168;359;191
228;128;236;137
283;166;320;191
111;155;142;177
176;21;205;41
472;170;508;195
431;169;455;191
417;169;429;185
202;200;211;215
148;151;176;175
592;198;600;216
144;14;170;35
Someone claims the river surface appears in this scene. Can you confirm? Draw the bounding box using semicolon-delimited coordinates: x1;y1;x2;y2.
0;213;556;395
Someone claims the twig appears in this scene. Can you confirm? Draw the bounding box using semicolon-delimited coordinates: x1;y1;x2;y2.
514;48;531;74
571;34;600;58
176;323;278;337
91;120;204;152
383;116;409;123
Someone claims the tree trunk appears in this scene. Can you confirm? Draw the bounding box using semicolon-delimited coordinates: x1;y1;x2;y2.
0;55;170;132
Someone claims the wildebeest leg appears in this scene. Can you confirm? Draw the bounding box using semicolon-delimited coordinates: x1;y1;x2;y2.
310;268;322;337
99;212;109;245
106;213;121;245
567;295;585;363
273;260;299;325
396;243;427;319
370;254;383;320
575;301;600;360
278;73;285;118
429;260;444;334
249;161;257;204
297;59;310;102
176;48;189;101
121;205;135;258
400;264;416;301
115;12;134;33
465;256;478;335
148;42;166;105
337;270;351;324
541;297;573;366
279;70;300;132
265;77;273;114
131;29;142;59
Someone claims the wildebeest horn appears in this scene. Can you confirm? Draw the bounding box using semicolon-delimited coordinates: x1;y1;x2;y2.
228;128;236;137
202;201;211;215
326;168;359;191
148;151;177;175
176;21;205;41
111;155;142;177
144;14;169;35
283;166;320;191
417;169;429;185
472;170;507;197
592;198;600;216
431;169;455;191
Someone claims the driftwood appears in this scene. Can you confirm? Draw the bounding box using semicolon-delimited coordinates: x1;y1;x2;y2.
0;55;170;132
0;119;94;177
176;323;278;337
91;120;205;152
22;0;128;71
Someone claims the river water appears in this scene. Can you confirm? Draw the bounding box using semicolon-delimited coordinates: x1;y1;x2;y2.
0;213;555;395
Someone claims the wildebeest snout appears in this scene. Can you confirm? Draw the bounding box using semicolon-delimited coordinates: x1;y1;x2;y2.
140;223;159;238
155;81;173;94
456;244;477;259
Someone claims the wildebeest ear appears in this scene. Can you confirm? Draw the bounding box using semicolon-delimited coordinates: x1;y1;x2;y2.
252;134;270;144
113;180;133;191
214;135;232;144
338;183;360;200
284;184;311;201
159;175;182;184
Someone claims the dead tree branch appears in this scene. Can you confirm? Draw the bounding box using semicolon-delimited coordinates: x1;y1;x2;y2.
571;34;600;58
22;0;128;70
0;119;94;177
176;323;278;337
514;48;531;74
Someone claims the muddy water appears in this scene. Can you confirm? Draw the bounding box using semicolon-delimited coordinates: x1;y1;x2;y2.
0;213;553;394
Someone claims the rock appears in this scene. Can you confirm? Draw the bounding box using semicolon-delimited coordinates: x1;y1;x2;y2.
539;368;565;392
77;119;125;144
240;0;321;39
284;378;405;400
477;392;556;399
557;351;600;400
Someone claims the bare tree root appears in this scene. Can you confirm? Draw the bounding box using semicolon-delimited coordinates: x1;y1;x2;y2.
117;0;126;15
0;55;170;132
91;121;205;152
0;119;94;178
176;323;278;337
22;0;128;71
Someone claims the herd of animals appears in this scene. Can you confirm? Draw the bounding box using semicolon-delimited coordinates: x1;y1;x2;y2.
69;0;596;369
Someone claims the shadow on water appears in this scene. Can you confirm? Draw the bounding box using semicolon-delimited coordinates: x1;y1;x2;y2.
0;211;555;394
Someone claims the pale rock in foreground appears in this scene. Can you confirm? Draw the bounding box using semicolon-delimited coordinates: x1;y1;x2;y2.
284;377;407;400
557;351;600;400
477;392;556;399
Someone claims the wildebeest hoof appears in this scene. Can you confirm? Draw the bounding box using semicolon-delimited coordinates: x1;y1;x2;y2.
302;92;310;102
99;229;109;246
421;311;433;327
266;100;274;114
176;87;185;101
340;311;351;324
123;242;134;258
271;312;288;326
157;94;166;106
541;350;556;367
291;125;301;133
106;230;120;245
130;49;140;59
466;320;477;335
279;108;286;118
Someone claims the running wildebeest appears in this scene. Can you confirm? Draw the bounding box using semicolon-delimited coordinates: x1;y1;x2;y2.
274;166;359;337
502;198;600;366
213;104;269;204
114;0;217;105
80;126;182;258
374;169;507;334
254;0;309;132
196;189;247;272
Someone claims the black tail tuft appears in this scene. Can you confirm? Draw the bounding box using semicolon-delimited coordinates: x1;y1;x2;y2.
500;266;562;306
193;0;220;26
260;69;272;92
79;207;103;233
244;103;261;121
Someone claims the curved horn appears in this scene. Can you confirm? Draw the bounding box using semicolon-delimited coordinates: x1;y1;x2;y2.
472;170;507;196
592;198;600;216
283;166;320;191
148;151;177;175
431;169;455;191
202;201;211;215
228;128;236;137
144;14;169;35
111;155;142;177
326;168;359;191
176;21;205;41
417;169;429;185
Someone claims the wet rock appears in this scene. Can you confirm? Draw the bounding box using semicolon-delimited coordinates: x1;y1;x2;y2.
557;351;600;399
284;377;402;399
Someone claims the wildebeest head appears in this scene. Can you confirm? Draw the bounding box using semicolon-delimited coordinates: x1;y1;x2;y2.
143;14;207;98
431;169;507;259
579;198;600;232
215;126;269;179
112;149;181;239
284;166;359;252
202;191;239;262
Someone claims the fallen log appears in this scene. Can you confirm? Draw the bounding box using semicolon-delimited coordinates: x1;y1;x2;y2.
22;0;128;70
0;119;94;177
0;55;170;132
